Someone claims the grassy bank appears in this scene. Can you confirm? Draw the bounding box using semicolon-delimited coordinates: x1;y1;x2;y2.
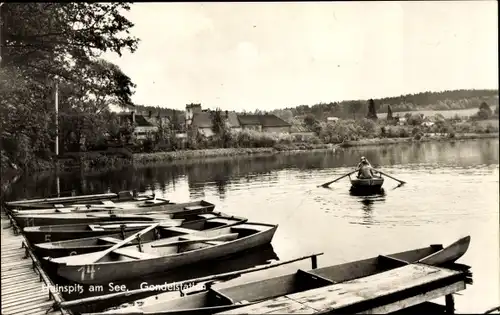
340;132;499;147
133;143;333;165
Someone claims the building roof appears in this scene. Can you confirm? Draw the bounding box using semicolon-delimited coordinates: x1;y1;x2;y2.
117;113;154;127
192;112;213;128
226;112;241;127
237;115;262;125
192;111;241;129
238;114;291;127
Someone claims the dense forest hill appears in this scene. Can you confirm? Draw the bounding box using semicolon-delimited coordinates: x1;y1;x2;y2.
271;89;499;121
130;89;498;124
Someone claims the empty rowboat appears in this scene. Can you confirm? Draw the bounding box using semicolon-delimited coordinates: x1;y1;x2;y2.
14;212;179;229
4;191;148;210
34;213;247;257
94;236;470;315
24;219;184;244
10;200;215;218
45;222;278;284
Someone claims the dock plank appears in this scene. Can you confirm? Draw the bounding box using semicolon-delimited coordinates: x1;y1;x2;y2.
220;264;462;314
1;212;69;315
287;264;458;312
220;297;317;314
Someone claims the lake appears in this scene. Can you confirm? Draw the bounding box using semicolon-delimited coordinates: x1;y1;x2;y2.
4;138;499;313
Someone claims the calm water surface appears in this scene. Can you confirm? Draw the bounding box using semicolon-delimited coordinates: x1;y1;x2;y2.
4;139;499;312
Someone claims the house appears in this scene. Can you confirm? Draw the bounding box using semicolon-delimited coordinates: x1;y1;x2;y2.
186;104;242;137
185;104;291;137
238;114;291;133
117;111;158;140
394;116;407;126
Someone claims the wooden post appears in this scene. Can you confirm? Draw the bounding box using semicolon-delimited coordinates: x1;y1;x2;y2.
445;294;455;314
311;255;318;269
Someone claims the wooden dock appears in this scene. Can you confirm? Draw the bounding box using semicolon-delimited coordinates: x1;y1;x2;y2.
218;263;469;314
1;211;69;315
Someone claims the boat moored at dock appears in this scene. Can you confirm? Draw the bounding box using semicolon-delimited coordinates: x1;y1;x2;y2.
91;236;471;315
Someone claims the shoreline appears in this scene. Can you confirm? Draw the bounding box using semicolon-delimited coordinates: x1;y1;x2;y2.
132;144;336;165
340;132;499;147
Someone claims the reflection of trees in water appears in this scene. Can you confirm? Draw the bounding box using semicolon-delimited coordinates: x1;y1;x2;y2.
5;139;498;200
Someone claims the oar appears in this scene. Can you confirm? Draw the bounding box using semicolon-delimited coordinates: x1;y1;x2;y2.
151;233;239;248
86;223;161;264
375;170;406;185
319;170;357;188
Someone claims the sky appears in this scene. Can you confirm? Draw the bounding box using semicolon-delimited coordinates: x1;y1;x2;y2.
104;1;499;112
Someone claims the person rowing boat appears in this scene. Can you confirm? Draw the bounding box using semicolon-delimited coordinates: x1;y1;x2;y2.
356;157;379;179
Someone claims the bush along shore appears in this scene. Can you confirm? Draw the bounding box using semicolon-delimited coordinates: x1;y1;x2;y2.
132;143;334;165
340;132;500;147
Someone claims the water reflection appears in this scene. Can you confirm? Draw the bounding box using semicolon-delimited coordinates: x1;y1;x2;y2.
349;190;387;225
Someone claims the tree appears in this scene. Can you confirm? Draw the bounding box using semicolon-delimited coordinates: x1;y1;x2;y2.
210;108;232;147
303;114;317;129
366;99;378;120
348;101;363;120
1;3;139;169
479;102;492;113
476;102;492;119
386;105;393;121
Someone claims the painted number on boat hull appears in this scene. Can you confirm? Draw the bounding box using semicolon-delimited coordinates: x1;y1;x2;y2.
78;265;96;281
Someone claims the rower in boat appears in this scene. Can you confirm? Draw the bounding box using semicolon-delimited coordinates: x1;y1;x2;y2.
356;156;372;169
357;157;377;179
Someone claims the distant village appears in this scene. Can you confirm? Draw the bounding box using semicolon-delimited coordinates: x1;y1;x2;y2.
112;103;294;141
110;102;449;142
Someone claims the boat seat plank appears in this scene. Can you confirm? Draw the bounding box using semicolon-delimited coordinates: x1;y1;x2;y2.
54;204;65;208
221;264;460;314
164;226;199;234
98;237;123;244
296;269;336;286
209;288;235;305
144;199;166;204
55;208;72;213
89;225;105;231
101;200;115;206
184;205;207;211
112;248;158;259
377;255;410;269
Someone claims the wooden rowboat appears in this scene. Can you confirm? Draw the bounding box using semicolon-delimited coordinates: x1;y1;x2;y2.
44;222;278;285
4;191;148;210
23;212;235;245
350;175;384;193
14;201;215;228
10;200;214;218
94;236;470;315
24;219;181;245
34;213;247;257
9;198;170;215
14;212;179;229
